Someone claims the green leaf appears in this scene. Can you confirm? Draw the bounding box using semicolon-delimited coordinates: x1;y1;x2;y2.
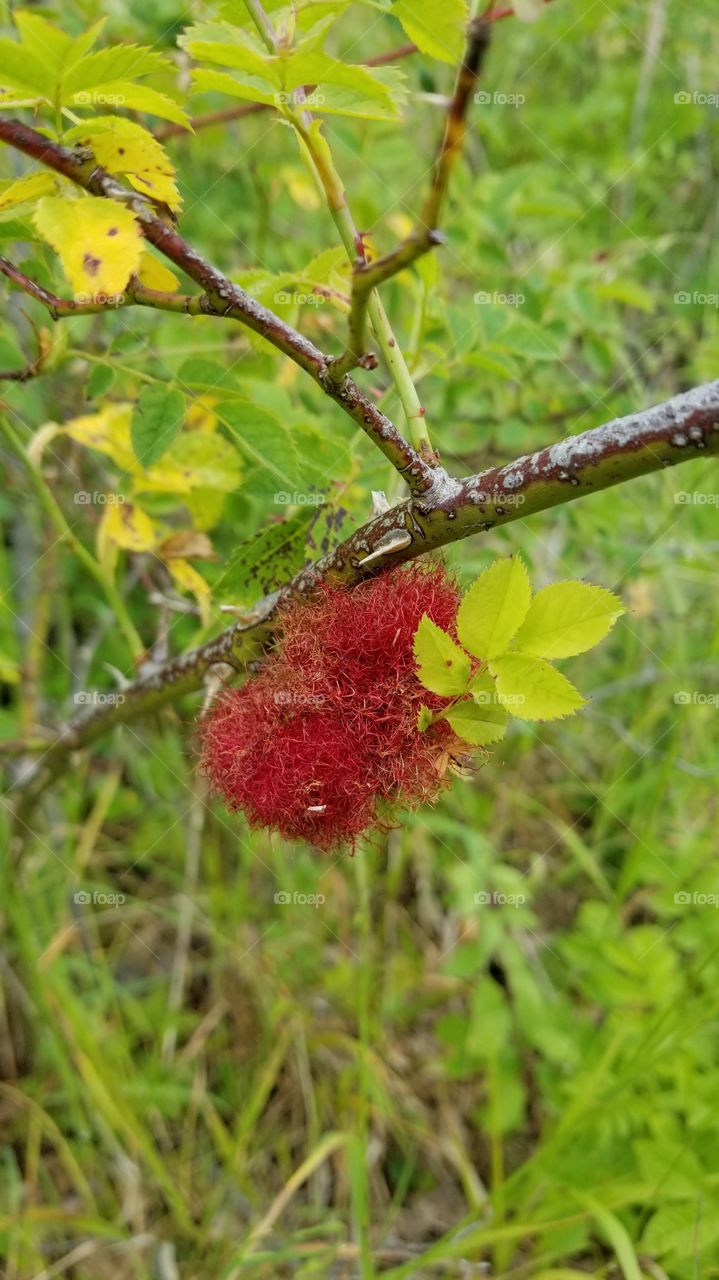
219;508;316;606
69;83;189;128
178;22;279;84
131;385;186;469
159;433;242;494
190;67;280;108
296;73;406;121
391;0;469;63
592;279;655;312
413;615;471;696
514;581;625;659
218;400;300;488
0;172;57;212
0;38;51;103
490;653;586;721
87;363;116;399
446;677;508;746
281;52;405;119
12;10;74;78
417;704;434;733
456;556;532;661
641;1201;719;1262
61;44;172;95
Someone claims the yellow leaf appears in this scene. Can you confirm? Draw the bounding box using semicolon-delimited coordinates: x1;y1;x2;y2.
185;395;218;432
156;530;216;560
27;421;61;465
63;402;242;498
33;195;142;298
183;488;226;531
167;558;211;626
282;166;320;211
64;117;182;212
0;653;20;684
0;171;56;211
137;250;180;293
97;500;157;568
63;404;136;472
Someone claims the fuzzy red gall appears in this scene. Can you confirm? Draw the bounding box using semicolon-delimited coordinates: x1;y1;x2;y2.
199;561;462;851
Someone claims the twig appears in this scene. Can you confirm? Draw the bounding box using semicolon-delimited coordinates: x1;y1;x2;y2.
0;360;41;382
242;0;277;52
0;257;204;318
289;102;435;457
328;18;491;386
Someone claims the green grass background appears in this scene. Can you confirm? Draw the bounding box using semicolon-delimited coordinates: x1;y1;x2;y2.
1;0;718;1275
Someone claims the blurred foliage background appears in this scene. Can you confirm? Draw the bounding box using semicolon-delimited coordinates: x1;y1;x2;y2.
1;0;719;1275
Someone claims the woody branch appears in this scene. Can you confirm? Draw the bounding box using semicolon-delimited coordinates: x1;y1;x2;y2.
5;381;718;819
0;117;440;496
328;18;491;385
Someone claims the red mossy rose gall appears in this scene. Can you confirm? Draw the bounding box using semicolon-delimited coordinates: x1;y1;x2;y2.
199;562;463;850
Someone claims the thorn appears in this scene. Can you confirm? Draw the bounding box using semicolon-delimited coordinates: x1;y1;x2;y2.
359;351;378;370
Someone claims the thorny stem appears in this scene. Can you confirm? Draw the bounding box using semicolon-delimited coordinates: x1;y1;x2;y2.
242;0;277;53
0;415;145;660
7;380;719;822
330;18;491;399
0;256;198;318
289;113;434;460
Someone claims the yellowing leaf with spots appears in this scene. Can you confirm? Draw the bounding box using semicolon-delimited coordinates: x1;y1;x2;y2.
0;171;56;211
97;500;157;571
137;251;180;293
166;558;211;627
63;404;136;472
185;396;219;433
33;195;142;297
64;118;182;212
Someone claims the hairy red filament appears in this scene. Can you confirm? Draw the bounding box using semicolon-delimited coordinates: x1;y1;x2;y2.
200;561;461;850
